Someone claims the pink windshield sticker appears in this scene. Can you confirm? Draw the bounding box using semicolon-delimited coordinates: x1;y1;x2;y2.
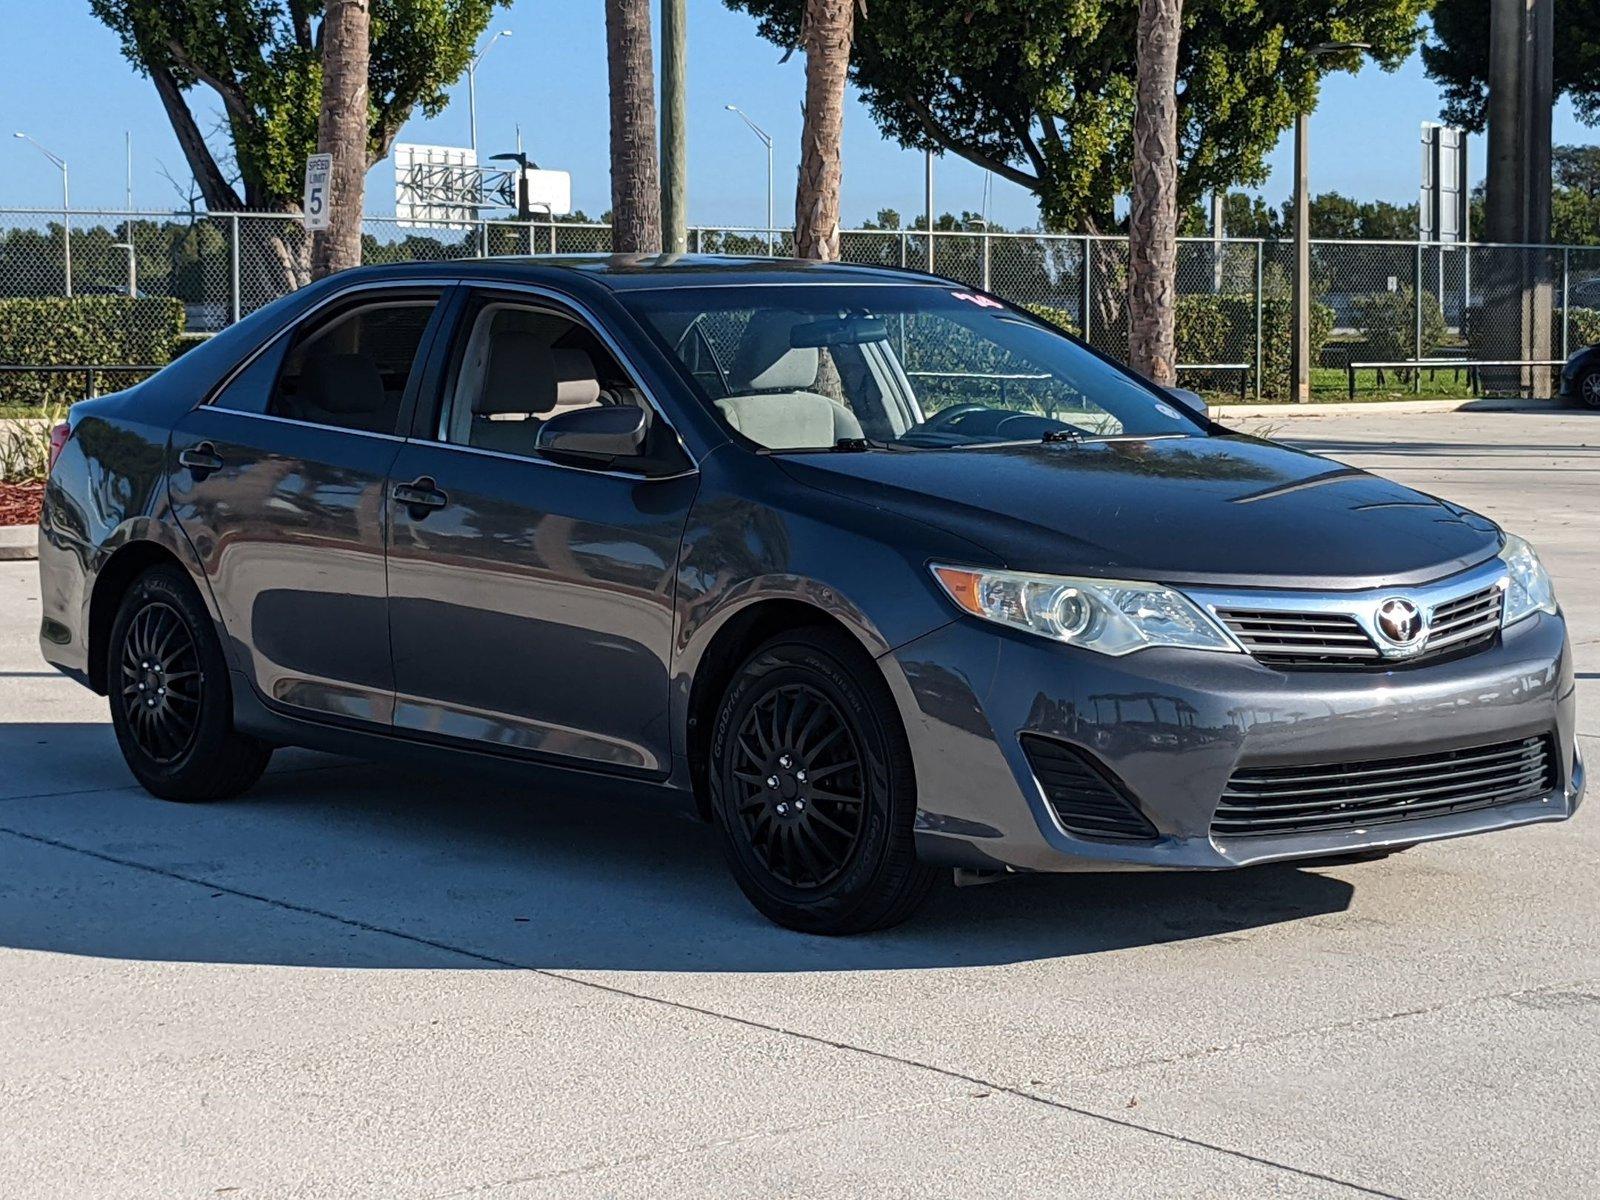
950;291;1004;309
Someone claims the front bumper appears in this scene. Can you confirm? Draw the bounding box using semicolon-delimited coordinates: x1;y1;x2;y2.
885;608;1581;873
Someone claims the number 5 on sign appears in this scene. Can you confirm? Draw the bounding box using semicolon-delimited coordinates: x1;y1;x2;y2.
303;153;333;231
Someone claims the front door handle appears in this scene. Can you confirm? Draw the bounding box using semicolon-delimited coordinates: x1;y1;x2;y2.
392;476;448;518
178;442;224;479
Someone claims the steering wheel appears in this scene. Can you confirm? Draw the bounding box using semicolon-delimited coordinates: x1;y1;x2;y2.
916;403;994;433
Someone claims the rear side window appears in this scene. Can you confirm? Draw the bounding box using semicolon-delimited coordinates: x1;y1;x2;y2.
214;299;437;434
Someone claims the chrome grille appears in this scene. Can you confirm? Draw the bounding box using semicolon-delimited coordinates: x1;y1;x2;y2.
1215;608;1380;666
1211;579;1506;670
1213;736;1553;837
1423;583;1504;654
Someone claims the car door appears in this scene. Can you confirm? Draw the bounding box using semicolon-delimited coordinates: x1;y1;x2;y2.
170;285;447;723
384;286;699;775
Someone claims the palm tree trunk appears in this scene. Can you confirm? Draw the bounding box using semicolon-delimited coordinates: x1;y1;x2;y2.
795;0;855;261
605;0;662;255
1127;0;1182;383
310;0;370;279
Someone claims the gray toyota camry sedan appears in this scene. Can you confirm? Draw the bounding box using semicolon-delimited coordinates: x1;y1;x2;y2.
38;257;1583;933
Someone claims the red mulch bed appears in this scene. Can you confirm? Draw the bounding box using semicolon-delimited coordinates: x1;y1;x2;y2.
0;481;44;527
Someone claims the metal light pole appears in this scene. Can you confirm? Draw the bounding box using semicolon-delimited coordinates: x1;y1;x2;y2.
116;130;136;297
1290;41;1368;402
14;132;71;297
925;148;936;272
467;30;512;154
725;105;773;254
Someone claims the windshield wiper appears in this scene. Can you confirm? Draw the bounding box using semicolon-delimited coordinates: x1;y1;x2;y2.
1040;428;1085;445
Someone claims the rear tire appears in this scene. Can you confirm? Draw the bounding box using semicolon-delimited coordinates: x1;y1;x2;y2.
107;564;271;801
708;627;936;934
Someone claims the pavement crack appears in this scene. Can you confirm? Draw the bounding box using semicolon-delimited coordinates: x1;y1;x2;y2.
424;1095;952;1197
1071;979;1598;1083
0;823;1410;1200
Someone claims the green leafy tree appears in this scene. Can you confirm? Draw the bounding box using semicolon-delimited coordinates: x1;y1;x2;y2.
1292;191;1416;239
1423;0;1600;131
726;0;1426;231
89;0;511;214
1552;145;1600;245
1182;190;1417;240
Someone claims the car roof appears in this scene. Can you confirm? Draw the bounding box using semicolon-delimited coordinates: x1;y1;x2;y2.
318;254;946;293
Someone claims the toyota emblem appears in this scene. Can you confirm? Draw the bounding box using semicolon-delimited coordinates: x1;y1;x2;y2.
1375;597;1425;647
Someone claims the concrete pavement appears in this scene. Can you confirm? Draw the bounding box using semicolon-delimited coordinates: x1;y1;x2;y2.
1;408;1596;1198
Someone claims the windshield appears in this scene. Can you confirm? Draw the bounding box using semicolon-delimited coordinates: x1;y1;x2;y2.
621;284;1205;451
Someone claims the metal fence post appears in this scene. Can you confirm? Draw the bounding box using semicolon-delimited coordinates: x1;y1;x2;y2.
981;230;991;293
1254;241;1264;401
1561;246;1570;364
1413;241;1424;395
229;214;241;325
899;231;907;269
1081;236;1093;343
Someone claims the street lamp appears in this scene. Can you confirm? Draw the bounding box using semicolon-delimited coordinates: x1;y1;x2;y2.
14;132;71;297
725;104;774;255
467;30;512;154
1291;41;1369;401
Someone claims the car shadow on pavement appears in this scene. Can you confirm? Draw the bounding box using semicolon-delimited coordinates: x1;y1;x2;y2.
0;723;1355;974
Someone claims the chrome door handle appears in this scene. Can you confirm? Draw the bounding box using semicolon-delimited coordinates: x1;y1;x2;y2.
392;477;448;517
178;442;224;479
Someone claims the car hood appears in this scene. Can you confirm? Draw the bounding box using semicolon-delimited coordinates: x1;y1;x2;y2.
775;435;1502;589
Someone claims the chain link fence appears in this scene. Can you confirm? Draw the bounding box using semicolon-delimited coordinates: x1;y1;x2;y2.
3;207;1597;405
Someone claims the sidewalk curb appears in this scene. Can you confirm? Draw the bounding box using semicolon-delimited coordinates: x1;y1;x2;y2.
1211;398;1564;420
0;525;39;561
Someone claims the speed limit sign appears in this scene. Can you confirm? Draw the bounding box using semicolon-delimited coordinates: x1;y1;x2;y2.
303;153;333;231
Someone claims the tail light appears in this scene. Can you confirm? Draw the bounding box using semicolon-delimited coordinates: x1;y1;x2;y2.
47;421;71;475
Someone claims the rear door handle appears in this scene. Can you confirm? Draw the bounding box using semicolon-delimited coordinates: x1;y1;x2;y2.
392;477;448;517
178;442;224;479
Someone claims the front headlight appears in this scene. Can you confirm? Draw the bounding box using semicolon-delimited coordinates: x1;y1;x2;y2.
930;564;1239;656
1498;533;1557;627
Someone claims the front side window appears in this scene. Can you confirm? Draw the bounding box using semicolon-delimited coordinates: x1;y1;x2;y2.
261;299;437;434
623;284;1204;451
434;298;649;459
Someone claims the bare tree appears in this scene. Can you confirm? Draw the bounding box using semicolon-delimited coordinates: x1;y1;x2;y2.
310;0;371;279
606;0;662;254
795;0;856;261
1127;0;1182;383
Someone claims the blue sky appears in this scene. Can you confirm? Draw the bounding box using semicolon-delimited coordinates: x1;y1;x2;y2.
1;0;1592;229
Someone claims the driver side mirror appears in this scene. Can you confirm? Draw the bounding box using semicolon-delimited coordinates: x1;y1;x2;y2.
1164;386;1209;419
535;405;652;464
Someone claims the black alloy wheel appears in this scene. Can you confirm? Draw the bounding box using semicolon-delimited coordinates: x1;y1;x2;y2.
107;564;272;801
118;600;203;764
1580;368;1600;410
709;627;937;934
729;681;867;889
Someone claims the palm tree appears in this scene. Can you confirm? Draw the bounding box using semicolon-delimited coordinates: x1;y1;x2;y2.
605;0;661;254
1127;0;1182;383
795;0;855;261
309;0;371;279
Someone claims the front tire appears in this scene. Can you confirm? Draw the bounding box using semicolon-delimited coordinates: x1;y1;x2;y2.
107;564;271;801
708;628;936;934
1576;368;1600;411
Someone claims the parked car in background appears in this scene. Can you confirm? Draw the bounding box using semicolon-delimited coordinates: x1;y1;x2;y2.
1560;341;1600;409
36;257;1584;933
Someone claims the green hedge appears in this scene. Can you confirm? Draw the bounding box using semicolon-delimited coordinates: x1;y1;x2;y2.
1351;288;1448;364
0;295;185;408
1559;306;1600;349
